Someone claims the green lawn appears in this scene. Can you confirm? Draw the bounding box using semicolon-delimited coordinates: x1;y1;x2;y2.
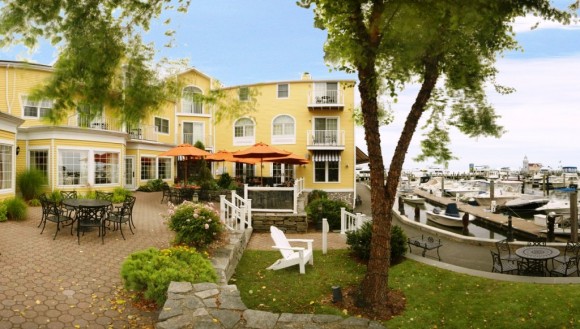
232;250;580;328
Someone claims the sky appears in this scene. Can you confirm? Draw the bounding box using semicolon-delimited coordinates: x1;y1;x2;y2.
1;0;579;172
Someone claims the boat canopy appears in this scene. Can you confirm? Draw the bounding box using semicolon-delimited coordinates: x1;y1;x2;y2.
444;203;460;217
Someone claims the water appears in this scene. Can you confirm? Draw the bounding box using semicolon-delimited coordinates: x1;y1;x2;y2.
398;200;507;240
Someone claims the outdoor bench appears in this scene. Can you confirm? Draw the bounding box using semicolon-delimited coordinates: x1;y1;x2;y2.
408;235;442;261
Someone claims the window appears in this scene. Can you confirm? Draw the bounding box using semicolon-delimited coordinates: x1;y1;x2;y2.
313;117;338;144
272;115;295;144
235;163;254;181
141;157;156;180
314;82;338;103
158;157;171;179
233;118;255;145
183;122;204;145
239;87;249;101
181;86;203;114
94;152;119;185
30;150;49;184
0;145;13;189
277;84;289;98
22;96;52;118
58;150;88;186
314;161;339;182
155;117;169;134
273;163;294;185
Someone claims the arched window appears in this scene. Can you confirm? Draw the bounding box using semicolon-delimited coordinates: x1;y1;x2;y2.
181;86;203;114
272;115;295;144
233;118;255;146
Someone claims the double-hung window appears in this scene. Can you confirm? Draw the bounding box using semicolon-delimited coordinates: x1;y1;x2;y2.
272;115;295;144
155;117;169;134
22;96;52;118
277;84;289;98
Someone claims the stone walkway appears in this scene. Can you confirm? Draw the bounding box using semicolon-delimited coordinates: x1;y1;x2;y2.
157;282;385;329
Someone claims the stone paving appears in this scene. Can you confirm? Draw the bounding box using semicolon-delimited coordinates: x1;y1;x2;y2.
0;191;359;328
0;191;173;328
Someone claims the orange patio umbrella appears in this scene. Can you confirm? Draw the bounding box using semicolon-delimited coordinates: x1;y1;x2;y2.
206;150;259;175
263;152;310;165
233;142;290;185
159;144;210;184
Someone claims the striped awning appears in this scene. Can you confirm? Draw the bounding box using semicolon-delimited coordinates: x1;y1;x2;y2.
312;151;341;162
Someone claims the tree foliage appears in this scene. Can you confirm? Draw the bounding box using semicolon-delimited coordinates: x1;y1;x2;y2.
0;0;189;124
299;0;572;315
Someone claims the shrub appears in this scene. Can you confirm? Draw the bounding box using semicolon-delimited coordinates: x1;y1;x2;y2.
165;201;223;249
112;187;132;203
16;169;47;201
4;197;28;221
307;189;328;204
121;246;217;306
305;198;352;230
47;190;63;203
0;202;7;222
346;222;408;263
217;172;233;189
137;179;165;192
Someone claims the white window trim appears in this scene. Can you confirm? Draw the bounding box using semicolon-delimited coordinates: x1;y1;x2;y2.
27;147;51;186
277;83;289;99
181;85;204;114
182;121;205;146
313;160;341;183
157;156;173;180
21;95;53;119
233;117;256;146
271;114;296;145
154;116;170;135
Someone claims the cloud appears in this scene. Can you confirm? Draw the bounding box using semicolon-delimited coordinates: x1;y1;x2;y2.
512;14;580;33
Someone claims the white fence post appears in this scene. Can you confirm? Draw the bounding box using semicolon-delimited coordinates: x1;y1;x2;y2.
340;207;346;234
322;218;329;255
220;195;226;224
356;213;363;230
247;199;252;227
244;184;248;201
293;183;298;214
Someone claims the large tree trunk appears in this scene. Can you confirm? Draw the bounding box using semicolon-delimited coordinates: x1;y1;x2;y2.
360;57;440;314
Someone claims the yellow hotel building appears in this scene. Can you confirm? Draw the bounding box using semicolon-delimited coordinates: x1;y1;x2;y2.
0;61;358;205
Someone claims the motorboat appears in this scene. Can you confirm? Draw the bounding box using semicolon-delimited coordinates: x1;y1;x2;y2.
536;198;580;215
401;194;425;205
500;194;550;212
426;203;472;228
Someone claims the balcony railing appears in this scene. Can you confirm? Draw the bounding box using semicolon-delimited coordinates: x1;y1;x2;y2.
306;130;345;149
128;125;158;142
183;133;214;148
67;115;121;132
307;90;344;109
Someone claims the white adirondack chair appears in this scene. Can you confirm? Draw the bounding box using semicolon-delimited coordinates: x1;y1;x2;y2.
267;226;314;274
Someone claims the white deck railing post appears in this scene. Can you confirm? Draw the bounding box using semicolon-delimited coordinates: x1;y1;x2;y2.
220;195;226;224
247;199;252;227
340;207;346;234
322;218;329;255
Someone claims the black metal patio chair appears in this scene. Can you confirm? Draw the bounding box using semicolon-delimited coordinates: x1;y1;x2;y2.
490;250;518;274
39;194;75;240
517;258;546;277
105;196;136;240
550;256;579;277
495;239;519;263
76;205;108;244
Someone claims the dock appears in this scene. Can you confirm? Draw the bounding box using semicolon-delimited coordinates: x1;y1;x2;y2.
412;189;552;240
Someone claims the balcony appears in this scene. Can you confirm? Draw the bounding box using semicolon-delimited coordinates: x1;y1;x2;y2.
67;115;121;132
128;125;158;142
307;90;344;110
183;133;214;148
306;130;345;150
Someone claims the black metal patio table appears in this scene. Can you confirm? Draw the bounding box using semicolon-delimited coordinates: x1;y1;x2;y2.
62;198;112;209
515;246;560;275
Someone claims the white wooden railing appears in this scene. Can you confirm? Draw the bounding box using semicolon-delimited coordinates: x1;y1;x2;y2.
231;190;252;224
243;178;305;213
219;194;251;230
340;207;369;234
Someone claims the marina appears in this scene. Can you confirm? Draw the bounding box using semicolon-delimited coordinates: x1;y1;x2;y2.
407;188;570;241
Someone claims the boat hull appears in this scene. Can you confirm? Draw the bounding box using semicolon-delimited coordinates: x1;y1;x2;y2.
426;211;466;228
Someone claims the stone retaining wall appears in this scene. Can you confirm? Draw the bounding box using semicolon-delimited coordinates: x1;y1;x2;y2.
252;213;308;233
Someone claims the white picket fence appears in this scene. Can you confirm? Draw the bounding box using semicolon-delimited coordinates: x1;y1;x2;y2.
340;207;370;234
219;193;252;231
